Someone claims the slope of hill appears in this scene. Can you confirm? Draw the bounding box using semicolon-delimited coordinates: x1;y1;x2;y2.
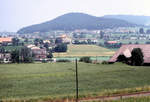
103;15;150;26
17;13;136;34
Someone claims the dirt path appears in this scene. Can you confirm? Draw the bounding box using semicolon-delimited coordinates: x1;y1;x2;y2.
79;91;150;102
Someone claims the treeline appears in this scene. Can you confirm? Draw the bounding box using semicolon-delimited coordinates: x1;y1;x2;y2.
99;42;122;49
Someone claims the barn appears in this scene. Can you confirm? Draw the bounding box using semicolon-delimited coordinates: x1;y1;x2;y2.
109;44;150;64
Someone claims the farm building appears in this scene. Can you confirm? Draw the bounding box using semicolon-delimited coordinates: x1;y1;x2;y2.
109;44;150;64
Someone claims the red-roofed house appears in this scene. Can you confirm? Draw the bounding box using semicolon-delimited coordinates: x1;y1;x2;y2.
0;37;12;44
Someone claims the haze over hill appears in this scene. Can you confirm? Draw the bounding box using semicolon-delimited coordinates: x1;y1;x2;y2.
103;15;150;26
17;13;137;34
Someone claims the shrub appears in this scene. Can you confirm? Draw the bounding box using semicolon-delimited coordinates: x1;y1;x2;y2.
42;60;48;63
79;57;92;63
101;61;109;64
56;59;71;62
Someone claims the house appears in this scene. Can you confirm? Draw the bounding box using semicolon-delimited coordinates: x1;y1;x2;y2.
107;41;118;44
26;45;47;61
0;37;12;45
56;34;72;44
109;44;150;64
32;48;47;61
0;53;11;63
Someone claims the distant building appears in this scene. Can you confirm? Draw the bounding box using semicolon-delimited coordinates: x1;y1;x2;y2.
0;37;12;45
56;34;72;44
32;48;47;61
26;44;47;61
109;44;150;64
107;41;118;44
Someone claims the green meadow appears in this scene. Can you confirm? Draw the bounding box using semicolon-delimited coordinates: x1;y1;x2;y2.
1;63;150;101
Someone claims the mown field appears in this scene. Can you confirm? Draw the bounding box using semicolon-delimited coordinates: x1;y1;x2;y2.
53;44;115;57
1;63;150;101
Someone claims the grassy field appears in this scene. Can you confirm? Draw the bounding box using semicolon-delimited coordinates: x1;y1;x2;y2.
0;46;23;52
1;63;150;101
53;44;115;57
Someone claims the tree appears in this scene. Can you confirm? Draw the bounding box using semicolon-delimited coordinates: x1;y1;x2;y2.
73;33;78;38
11;47;33;63
139;28;145;34
12;38;20;46
34;38;43;46
79;57;92;63
100;31;105;39
146;29;150;34
54;43;67;52
47;52;53;58
74;40;80;44
55;38;63;44
131;48;144;66
117;55;128;63
24;38;29;43
44;42;50;50
11;50;20;63
87;39;92;44
20;47;33;63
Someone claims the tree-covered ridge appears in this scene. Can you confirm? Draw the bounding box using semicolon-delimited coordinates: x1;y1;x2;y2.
103;15;150;25
17;13;137;34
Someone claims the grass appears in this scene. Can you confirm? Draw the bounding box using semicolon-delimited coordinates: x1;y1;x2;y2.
0;46;23;52
53;44;115;57
1;63;150;101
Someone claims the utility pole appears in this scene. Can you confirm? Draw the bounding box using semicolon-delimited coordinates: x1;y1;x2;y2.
75;59;79;102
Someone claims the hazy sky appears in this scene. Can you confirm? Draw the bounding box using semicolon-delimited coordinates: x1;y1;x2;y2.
0;0;150;32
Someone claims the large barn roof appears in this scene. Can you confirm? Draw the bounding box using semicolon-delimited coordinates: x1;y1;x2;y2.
109;44;150;63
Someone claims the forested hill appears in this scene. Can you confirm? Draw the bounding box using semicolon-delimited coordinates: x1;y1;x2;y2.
17;13;137;34
103;15;150;26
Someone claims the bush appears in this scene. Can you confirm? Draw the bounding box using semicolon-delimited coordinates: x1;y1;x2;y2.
56;59;71;62
79;57;92;63
131;48;144;66
54;43;67;52
42;60;48;63
101;61;109;64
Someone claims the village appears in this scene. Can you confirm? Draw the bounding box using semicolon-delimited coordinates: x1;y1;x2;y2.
0;27;150;63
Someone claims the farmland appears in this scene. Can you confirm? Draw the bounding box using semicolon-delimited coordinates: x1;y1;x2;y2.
1;63;150;101
53;44;115;57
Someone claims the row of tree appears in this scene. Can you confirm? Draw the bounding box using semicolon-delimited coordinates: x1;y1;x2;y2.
11;47;33;63
139;28;150;34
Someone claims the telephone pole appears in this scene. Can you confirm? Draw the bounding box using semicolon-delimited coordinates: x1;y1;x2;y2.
75;59;79;102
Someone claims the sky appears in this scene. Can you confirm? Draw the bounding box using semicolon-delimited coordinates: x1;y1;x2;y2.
0;0;150;32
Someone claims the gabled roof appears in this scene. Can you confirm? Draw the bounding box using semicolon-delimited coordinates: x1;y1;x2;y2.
0;37;12;43
109;44;150;63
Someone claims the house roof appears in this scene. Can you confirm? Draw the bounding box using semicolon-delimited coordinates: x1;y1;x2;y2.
107;41;118;44
109;44;150;63
0;37;12;43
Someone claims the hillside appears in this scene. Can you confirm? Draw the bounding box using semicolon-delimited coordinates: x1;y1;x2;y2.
17;13;136;34
103;15;150;26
